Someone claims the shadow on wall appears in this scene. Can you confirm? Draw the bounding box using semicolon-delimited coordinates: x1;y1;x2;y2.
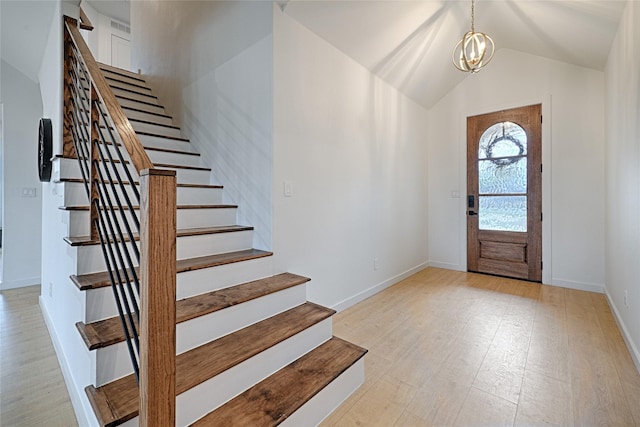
181;35;273;251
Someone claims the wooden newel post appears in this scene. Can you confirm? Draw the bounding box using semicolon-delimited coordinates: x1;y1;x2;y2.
139;168;177;427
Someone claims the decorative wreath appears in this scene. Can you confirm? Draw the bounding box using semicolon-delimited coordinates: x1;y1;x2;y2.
484;133;524;167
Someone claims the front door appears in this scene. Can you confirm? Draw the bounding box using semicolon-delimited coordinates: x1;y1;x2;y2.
467;104;542;281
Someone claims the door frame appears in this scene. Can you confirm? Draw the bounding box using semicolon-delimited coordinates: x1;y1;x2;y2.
457;96;552;284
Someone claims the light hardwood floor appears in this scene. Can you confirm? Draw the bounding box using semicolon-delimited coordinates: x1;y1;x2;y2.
322;267;640;426
0;285;77;426
2;270;639;426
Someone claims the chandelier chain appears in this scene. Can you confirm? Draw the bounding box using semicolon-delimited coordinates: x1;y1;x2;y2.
471;0;475;33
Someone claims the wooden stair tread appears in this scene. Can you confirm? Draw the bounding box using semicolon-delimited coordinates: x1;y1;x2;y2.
59;204;234;211
71;249;272;290
98;64;145;82
117;96;167;111
105;76;150;92
121;105;172;119
109;84;157;99
193;337;367;426
154;163;211;171
64;225;253;247
129;117;180;130
135;130;190;143
55;178;223;189
143;145;199;156
85;302;334;427
77;272;311;350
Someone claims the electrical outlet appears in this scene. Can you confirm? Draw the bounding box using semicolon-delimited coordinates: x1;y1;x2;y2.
624;290;629;308
49;282;53;298
373;258;379;270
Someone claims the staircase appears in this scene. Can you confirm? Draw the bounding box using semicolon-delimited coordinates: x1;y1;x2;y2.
57;62;366;426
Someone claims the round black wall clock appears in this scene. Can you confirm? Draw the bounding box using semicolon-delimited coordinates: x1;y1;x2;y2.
38;118;53;182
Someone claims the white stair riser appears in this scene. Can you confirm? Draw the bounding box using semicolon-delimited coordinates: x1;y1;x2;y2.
137;134;191;152
99;65;143;80
97;140;200;171
55;157;211;186
117;97;165;115
123;108;173;126
282;358;365;427
130;121;182;139
65;207;237;244
62;182;222;207
146;149;202;168
93;285;307;386
75;230;253;275
101;71;146;87
111;87;157;104
84;255;274;322
107;80;152;95
115;319;333;427
177;255;273;300
162;167;212;185
54;159;136;188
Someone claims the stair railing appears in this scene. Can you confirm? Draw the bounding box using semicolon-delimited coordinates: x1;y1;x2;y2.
63;16;176;426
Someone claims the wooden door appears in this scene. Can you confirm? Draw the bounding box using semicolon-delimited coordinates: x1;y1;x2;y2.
467;104;542;281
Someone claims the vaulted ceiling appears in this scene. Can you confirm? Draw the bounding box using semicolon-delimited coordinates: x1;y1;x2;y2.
283;0;627;108
1;0;628;109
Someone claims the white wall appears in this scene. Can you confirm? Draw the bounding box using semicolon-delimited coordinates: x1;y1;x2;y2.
427;48;605;293
605;0;640;370
0;60;44;289
131;1;273;250
39;3;96;425
273;8;429;310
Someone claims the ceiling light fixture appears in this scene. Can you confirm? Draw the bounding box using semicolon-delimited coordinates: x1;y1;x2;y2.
452;0;495;73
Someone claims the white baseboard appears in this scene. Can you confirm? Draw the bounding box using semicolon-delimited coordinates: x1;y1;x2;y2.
1;276;41;290
39;296;95;427
332;262;429;313
427;261;465;271
549;278;605;294
604;290;640;375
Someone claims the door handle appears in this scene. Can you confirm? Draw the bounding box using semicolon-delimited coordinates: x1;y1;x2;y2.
468;211;478;216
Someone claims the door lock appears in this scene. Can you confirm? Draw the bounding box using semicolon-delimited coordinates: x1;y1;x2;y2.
468;211;478;216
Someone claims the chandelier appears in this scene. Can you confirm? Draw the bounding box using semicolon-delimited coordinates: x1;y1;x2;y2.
452;0;495;73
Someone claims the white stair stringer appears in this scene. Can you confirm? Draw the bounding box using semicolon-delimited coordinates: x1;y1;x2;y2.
92;285;308;386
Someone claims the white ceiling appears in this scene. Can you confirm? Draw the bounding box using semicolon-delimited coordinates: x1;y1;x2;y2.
284;0;627;108
0;0;627;109
0;0;58;82
86;0;130;24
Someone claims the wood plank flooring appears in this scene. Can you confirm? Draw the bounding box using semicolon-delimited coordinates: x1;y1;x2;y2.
323;267;640;426
3;269;640;426
0;285;77;426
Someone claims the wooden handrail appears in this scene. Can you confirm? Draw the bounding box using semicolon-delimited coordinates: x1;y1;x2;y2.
79;8;94;31
63;16;177;426
64;17;153;172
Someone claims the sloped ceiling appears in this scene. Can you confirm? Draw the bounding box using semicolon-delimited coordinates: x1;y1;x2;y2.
0;0;58;82
283;0;627;109
0;0;628;109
